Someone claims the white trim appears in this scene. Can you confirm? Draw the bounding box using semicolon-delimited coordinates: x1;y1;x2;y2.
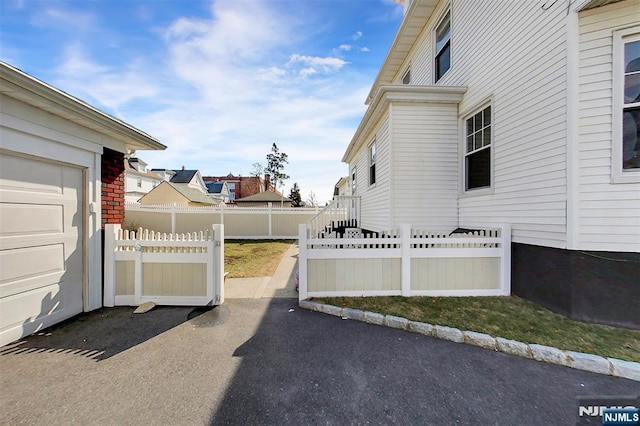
410;289;507;297
566;8;580;249
612;27;640;184
433;5;451;83
461;101;493;194
307;291;402;298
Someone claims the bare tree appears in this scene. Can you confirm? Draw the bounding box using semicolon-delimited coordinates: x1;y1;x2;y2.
250;162;264;177
305;190;319;207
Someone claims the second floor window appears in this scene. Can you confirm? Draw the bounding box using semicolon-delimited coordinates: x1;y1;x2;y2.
136;177;142;188
369;142;376;185
402;67;411;84
435;10;451;82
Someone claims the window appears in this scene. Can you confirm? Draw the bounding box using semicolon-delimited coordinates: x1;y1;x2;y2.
464;106;491;190
136;177;142;188
369;142;376;185
622;38;640;170
613;29;640;183
402;67;411;84
351;169;357;195
435;10;451;82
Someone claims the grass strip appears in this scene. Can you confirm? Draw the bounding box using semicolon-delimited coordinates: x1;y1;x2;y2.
225;240;294;278
315;296;640;363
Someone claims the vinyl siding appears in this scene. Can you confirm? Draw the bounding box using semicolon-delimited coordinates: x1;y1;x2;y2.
392;102;459;231
352;113;392;231
578;0;640;252
392;0;570;247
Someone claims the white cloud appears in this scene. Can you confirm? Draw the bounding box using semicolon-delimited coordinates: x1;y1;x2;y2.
361;46;370;52
339;44;352;51
352;30;363;40
287;54;347;73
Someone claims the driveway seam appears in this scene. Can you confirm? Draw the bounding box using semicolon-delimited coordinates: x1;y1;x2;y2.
298;300;640;382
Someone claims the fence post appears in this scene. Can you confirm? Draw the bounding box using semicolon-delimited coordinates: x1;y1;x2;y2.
401;224;411;297
501;224;512;295
298;224;308;302
103;224;119;307
268;202;273;237
213;224;225;304
220;202;225;227
171;202;177;234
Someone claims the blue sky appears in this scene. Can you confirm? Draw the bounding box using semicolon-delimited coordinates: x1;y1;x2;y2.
0;0;404;203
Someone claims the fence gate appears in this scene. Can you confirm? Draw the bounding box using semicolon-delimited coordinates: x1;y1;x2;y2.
103;224;224;307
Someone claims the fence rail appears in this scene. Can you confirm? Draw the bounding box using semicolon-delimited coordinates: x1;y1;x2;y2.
104;224;225;307
299;224;511;300
126;202;319;239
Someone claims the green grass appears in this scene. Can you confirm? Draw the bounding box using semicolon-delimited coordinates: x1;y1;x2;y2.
224;240;294;278
315;296;640;363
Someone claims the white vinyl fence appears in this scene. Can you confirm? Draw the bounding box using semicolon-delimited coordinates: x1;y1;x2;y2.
298;224;511;301
126;202;319;239
104;224;225;307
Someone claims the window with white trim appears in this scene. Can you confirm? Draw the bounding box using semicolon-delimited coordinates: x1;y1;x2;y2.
369;142;376;185
351;168;357;195
402;67;411;84
136;177;142;188
622;37;640;170
464;106;491;191
435;10;451;82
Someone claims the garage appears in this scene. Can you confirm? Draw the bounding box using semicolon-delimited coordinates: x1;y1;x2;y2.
0;62;165;346
0;153;84;345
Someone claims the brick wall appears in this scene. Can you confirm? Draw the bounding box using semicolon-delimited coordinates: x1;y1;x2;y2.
101;148;125;227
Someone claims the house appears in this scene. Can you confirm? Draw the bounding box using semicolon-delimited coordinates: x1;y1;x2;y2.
234;191;293;208
0;62;166;346
205;181;231;204
333;176;351;199
342;0;639;328
138;168;219;206
124;157;163;203
202;173;279;203
138;181;218;206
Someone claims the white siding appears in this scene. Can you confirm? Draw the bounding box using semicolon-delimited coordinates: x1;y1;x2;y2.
351;113;392;231
392;102;459;231
578;0;640;252
393;0;571;247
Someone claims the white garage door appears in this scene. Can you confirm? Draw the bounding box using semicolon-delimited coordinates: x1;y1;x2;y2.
0;152;84;346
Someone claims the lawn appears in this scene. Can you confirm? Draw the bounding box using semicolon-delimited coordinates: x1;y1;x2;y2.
314;295;640;363
225;240;294;278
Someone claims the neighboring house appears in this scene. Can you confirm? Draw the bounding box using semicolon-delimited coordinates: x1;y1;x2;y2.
333;176;351;199
0;62;166;346
342;0;639;328
234;191;293;207
124;157;163;203
205;181;231;204
138;181;218;206
203;173;279;202
151;168;176;182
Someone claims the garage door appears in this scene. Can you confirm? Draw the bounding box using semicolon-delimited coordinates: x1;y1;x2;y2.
0;152;84;346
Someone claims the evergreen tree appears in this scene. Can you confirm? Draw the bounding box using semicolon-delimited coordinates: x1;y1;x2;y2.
289;182;303;207
265;143;289;191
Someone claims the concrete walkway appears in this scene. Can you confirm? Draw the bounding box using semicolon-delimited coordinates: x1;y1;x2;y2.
224;243;298;299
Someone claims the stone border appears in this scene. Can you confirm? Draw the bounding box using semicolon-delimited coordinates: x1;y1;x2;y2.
299;300;640;382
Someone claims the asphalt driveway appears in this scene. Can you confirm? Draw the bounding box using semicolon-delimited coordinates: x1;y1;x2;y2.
1;297;638;425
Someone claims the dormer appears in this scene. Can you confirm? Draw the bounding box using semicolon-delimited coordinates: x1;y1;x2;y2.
128;157;148;173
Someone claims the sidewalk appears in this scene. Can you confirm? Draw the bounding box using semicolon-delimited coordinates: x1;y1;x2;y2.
224;243;298;299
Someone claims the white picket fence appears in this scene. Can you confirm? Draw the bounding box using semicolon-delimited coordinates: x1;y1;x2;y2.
298;224;511;300
125;202;319;239
104;224;225;307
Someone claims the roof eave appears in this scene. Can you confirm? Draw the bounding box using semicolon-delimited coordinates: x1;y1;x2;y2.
365;0;440;104
0;62;166;153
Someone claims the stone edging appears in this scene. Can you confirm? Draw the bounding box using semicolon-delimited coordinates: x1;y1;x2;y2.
298;300;640;382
